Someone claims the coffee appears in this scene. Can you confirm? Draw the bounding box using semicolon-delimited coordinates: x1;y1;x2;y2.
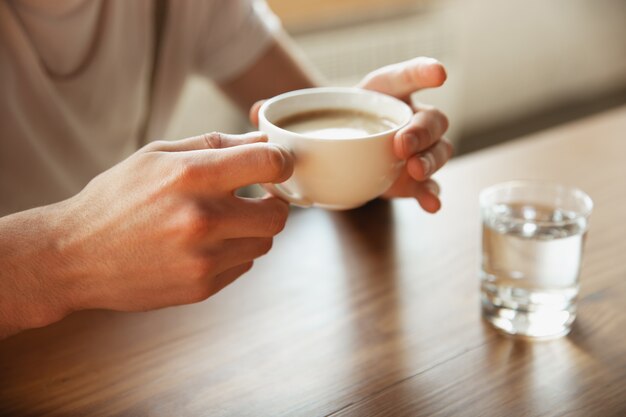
259;87;413;209
275;109;396;139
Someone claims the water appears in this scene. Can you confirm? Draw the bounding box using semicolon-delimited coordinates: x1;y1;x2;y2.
481;202;587;339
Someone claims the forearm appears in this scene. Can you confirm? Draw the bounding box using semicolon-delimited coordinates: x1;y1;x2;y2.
0;201;78;338
218;35;321;113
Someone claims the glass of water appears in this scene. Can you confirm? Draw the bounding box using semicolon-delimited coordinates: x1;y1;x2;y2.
479;181;593;339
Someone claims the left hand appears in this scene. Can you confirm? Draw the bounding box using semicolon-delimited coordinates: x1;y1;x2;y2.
249;57;452;213
357;57;452;213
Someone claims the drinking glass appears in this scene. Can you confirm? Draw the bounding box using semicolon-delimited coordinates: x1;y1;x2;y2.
479;181;593;339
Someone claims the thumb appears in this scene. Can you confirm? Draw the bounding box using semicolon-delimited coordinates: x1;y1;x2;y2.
249;100;266;127
146;131;268;152
358;57;447;101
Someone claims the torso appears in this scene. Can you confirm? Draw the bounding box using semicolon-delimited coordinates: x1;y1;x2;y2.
0;0;276;216
0;0;183;215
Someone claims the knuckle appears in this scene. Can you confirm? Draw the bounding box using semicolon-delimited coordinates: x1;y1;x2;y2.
188;255;216;283
142;139;168;152
202;132;223;149
258;237;274;255
174;156;215;187
423;151;437;170
430;109;449;133
267;201;289;234
178;204;214;241
263;146;287;179
132;148;162;168
412;126;432;148
429;143;449;170
174;157;199;185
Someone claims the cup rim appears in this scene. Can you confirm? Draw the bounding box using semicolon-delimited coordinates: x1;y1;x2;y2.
258;87;413;142
479;180;594;226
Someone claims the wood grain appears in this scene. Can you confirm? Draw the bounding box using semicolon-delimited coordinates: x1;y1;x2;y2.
1;106;625;416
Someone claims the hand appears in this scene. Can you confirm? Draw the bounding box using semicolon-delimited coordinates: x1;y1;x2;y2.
0;132;293;334
357;57;452;213
67;132;294;312
248;57;451;213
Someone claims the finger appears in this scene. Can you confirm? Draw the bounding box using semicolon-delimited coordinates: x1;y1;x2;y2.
210;261;254;295
382;173;441;213
168;260;254;306
357;57;447;101
197;196;290;239
148;131;268;152
182;142;294;192
394;106;449;159
249;100;265;127
415;180;442;213
381;169;414;198
406;138;454;180
204;237;273;274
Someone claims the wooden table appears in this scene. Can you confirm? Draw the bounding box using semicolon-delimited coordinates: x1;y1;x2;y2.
1;106;625;416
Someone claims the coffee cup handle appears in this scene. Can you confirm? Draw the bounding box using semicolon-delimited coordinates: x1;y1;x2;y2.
262;183;313;208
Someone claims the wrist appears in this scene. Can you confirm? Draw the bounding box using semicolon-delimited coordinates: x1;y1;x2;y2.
42;196;97;315
0;198;86;334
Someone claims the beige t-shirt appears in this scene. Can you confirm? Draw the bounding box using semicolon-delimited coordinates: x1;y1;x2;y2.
0;0;279;216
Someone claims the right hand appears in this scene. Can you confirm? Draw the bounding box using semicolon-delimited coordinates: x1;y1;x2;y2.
54;131;293;313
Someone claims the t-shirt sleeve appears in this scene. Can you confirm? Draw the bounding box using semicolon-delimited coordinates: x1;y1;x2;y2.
196;0;281;82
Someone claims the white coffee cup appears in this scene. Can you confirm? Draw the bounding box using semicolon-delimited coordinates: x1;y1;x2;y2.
258;87;413;210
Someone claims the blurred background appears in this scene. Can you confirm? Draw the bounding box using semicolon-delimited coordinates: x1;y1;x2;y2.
166;0;626;155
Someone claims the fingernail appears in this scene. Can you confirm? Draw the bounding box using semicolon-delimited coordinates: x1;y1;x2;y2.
425;181;440;196
419;157;431;176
